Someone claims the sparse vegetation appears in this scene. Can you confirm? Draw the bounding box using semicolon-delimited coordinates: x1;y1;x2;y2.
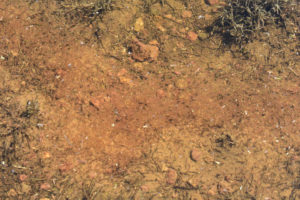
0;0;299;199
210;0;297;46
56;0;115;23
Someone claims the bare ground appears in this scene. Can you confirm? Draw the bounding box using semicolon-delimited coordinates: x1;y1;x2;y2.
0;0;299;199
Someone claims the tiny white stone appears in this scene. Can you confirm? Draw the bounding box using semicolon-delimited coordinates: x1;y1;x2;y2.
143;124;149;128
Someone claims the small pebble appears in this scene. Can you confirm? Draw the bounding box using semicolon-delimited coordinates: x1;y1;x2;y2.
19;174;28;181
89;171;98;178
190;149;201;162
182;10;192;18
205;0;219;5
175;79;188;89
187;31;198;42
40;182;51;190
166;168;177;185
21;183;31;194
7;189;17;197
156;89;165;97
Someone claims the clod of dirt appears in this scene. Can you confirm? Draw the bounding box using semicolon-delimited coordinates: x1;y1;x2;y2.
188;178;200;188
190;149;201;162
141;184;149;192
19;174;28;181
90;98;102;110
40;182;51;190
58;163;73;173
7;189;17;197
198;32;209;40
131;38;159;62
140;183;160;193
217;181;233;194
156;89;165;98
190;193;204;200
187;31;198;42
42;152;51;159
117;68;128;77
205;0;219;5
208;185;217;195
182;10;192;18
90;95;111;110
21;183;31;194
134;17;144;32
166;168;177;185
175;79;188;89
88;171;98;179
149;40;159;46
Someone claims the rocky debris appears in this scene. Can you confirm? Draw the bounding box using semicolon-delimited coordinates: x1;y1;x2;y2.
175;79;188;89
190;192;204;200
42;152;51;159
198;32;209;40
40;182;51;190
19;174;28;181
187;31;198;42
217;181;233;194
119;76;134;86
21;183;31;194
117;68;128;77
90;95;111;110
204;14;213;20
88;171;98;179
188;178;200;188
156;89;165;98
131;38;159;62
58;163;73;173
7;189;17;197
117;68;134;86
134;17;144;32
205;0;219;6
182;10;192;18
166;168;177;185
149;40;159;46
140;182;160;193
141;184;149;192
156;22;166;32
90;97;102;110
190;149;201;162
207;185;217;196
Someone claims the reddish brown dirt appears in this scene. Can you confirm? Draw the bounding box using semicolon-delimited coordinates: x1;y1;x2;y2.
0;0;299;199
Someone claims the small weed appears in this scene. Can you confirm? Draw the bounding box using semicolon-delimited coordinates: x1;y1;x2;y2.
143;0;166;12
20;100;39;118
81;180;101;200
57;0;115;23
210;0;296;46
0;103;30;166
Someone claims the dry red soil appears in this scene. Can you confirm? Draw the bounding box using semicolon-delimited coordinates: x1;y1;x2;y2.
0;0;299;199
